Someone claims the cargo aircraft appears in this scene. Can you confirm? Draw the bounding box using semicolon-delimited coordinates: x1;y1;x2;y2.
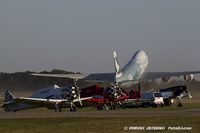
32;50;200;89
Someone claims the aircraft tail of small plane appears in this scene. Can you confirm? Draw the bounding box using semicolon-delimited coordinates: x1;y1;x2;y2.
2;91;16;111
4;90;16;103
2;90;35;112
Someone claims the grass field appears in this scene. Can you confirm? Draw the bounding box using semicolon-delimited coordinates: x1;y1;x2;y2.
0;100;200;133
0;98;200;112
0;116;199;133
11;103;200;112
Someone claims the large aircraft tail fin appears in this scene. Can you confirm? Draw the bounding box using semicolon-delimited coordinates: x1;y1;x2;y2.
113;51;122;79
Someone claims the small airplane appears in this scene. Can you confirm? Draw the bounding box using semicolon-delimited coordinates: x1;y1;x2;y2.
32;50;200;90
80;84;129;110
159;85;192;107
1;84;128;112
1;85;92;112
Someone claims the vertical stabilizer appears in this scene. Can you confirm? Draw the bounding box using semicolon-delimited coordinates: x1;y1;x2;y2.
113;51;122;79
4;90;15;103
113;50;148;87
2;91;16;112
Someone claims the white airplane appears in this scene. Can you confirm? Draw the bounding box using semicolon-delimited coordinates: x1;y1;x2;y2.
32;50;200;88
1;85;92;112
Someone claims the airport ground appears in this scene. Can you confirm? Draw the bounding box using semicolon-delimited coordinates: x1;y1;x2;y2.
0;101;200;133
0;115;199;133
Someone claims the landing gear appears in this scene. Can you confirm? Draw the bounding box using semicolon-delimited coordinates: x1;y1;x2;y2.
177;102;183;107
55;103;62;112
96;103;109;110
4;107;9;112
70;106;77;112
55;107;62;112
110;102;117;110
69;102;77;112
142;102;150;108
164;98;172;106
176;99;183;107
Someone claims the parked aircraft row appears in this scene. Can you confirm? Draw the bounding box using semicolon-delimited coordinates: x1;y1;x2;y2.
1;84;192;112
1;50;199;112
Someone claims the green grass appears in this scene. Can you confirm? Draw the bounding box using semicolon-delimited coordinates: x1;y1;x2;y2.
0;116;199;133
78;103;200;113
0;99;200;133
1;103;199;113
31;103;200;112
124;103;200;111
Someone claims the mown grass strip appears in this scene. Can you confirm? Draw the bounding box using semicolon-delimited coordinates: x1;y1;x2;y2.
0;116;199;133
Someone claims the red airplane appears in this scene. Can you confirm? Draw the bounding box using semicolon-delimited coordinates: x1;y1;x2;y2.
80;84;141;110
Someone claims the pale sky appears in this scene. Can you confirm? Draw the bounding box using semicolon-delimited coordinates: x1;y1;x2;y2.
0;1;200;73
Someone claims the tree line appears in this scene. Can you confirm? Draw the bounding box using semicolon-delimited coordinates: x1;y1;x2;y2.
0;69;75;92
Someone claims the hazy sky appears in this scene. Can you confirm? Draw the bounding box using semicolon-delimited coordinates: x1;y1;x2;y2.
1;1;200;73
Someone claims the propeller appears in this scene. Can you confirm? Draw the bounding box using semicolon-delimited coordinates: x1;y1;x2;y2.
183;87;192;99
73;79;82;106
65;86;77;100
78;93;82;106
188;92;192;99
185;90;192;99
108;87;120;99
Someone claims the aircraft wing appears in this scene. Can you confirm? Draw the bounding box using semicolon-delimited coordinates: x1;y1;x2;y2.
15;97;92;107
15;97;67;107
32;73;87;79
144;71;200;80
32;73;115;82
85;71;200;82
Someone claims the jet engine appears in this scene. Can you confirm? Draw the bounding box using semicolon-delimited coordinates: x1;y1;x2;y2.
184;74;194;81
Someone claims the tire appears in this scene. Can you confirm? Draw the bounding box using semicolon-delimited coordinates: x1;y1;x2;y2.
70;106;77;112
177;103;183;107
164;98;172;106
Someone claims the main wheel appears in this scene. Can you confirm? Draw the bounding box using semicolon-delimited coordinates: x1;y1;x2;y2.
70;106;77;112
177;102;183;107
164;98;172;106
